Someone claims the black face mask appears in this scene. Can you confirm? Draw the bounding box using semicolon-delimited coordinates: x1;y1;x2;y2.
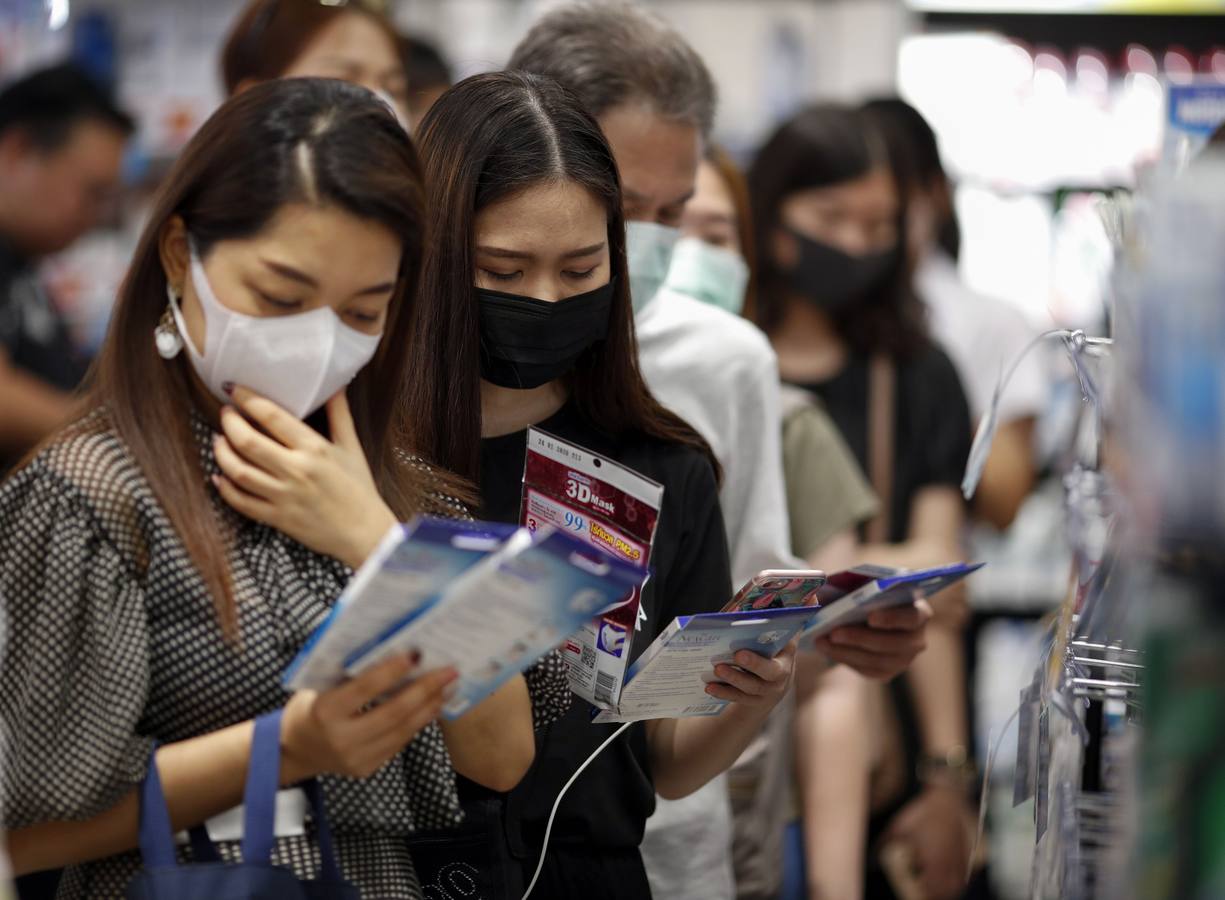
477;280;615;389
786;228;898;313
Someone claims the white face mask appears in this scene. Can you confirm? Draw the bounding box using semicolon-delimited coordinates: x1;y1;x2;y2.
625;221;681;315
169;249;383;419
665;236;750;316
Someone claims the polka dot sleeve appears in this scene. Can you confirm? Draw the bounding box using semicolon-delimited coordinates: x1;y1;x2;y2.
0;463;155;829
525;651;572;731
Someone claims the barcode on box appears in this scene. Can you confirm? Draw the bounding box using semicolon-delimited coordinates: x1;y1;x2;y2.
580;644;597;671
594;670;618;705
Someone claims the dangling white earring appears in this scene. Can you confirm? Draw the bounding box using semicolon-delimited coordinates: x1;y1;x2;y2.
155;282;185;359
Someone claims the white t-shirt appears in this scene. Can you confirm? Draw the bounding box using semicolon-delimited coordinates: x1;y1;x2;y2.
918;251;1048;424
635;287;800;900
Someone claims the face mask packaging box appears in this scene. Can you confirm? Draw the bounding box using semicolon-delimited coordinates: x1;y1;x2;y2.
284;516;642;719
592;604;819;724
797;562;984;646
285;517;515;691
521;427;663;708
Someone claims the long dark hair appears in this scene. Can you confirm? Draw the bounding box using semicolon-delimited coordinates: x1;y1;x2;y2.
748;103;926;358
861;96;962;261
77;78;449;632
404;70;718;484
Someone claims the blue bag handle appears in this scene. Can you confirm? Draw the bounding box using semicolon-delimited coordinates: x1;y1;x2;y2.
136;742;178;868
137;742;222;864
239;709;282;864
137;709;345;882
239;709;346;881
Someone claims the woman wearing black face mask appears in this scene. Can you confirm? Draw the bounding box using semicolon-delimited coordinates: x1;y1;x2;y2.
400;71;795;900
750;105;980;900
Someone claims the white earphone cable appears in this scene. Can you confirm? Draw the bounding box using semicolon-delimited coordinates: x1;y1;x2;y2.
521;721;634;900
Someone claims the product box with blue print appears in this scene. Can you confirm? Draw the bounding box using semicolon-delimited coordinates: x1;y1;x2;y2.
284;517;642;718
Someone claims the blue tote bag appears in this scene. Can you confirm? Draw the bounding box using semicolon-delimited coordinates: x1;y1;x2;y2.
126;709;360;900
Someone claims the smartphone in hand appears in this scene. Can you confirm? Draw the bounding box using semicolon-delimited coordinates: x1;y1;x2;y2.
721;569;827;614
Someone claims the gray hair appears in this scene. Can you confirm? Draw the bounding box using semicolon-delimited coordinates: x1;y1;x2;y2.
508;2;716;138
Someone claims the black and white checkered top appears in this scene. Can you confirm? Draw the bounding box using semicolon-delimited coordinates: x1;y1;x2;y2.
0;411;571;899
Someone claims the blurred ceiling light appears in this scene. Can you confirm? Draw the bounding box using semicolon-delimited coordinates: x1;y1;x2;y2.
1124;44;1158;76
1164;46;1196;84
46;0;69;31
1075;49;1110;95
1206;48;1225;81
1034;48;1068;97
1005;41;1035;86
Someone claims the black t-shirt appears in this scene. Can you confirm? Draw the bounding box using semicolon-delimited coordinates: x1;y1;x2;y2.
480;401;731;853
794;344;972;543
0;237;88;392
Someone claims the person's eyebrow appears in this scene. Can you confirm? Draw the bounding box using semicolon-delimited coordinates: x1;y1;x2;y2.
261;259;318;287
262;259;394;297
562;242;605;259
624;185;695;217
475;246;534;260
662;189;696;210
689;211;736;225
354;281;396;297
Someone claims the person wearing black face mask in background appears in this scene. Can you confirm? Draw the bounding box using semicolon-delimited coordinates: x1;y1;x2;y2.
749;105;987;900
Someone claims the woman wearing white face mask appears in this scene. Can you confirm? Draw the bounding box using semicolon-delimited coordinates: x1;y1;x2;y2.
0;79;560;900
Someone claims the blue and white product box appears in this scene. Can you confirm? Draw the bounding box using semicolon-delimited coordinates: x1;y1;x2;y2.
592;605;819;724
285;517;643;719
341;525;643;719
285;517;516;691
798;562;984;646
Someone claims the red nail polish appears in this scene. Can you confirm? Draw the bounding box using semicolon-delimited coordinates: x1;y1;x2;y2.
222;381;235;395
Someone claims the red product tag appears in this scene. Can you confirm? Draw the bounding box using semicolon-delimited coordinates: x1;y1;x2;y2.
521;428;663;708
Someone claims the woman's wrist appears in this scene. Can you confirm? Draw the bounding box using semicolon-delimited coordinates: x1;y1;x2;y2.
279;706;319;786
341;505;398;569
917;744;978;796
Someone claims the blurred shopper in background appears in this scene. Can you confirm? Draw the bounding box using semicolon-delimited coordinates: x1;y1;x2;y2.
863;97;1045;531
222;0;409;123
0;63;132;473
665;148;757;316
751;104;982;900
400;33;453;129
669;146;883;900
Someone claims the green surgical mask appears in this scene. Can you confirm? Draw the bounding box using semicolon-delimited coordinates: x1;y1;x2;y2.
664;236;750;316
626;221;681;315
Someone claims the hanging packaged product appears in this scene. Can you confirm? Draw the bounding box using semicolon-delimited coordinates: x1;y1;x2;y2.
521;427;663;708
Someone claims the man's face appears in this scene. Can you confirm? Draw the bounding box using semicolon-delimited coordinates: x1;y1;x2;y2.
1;119;127;256
598;102;701;227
